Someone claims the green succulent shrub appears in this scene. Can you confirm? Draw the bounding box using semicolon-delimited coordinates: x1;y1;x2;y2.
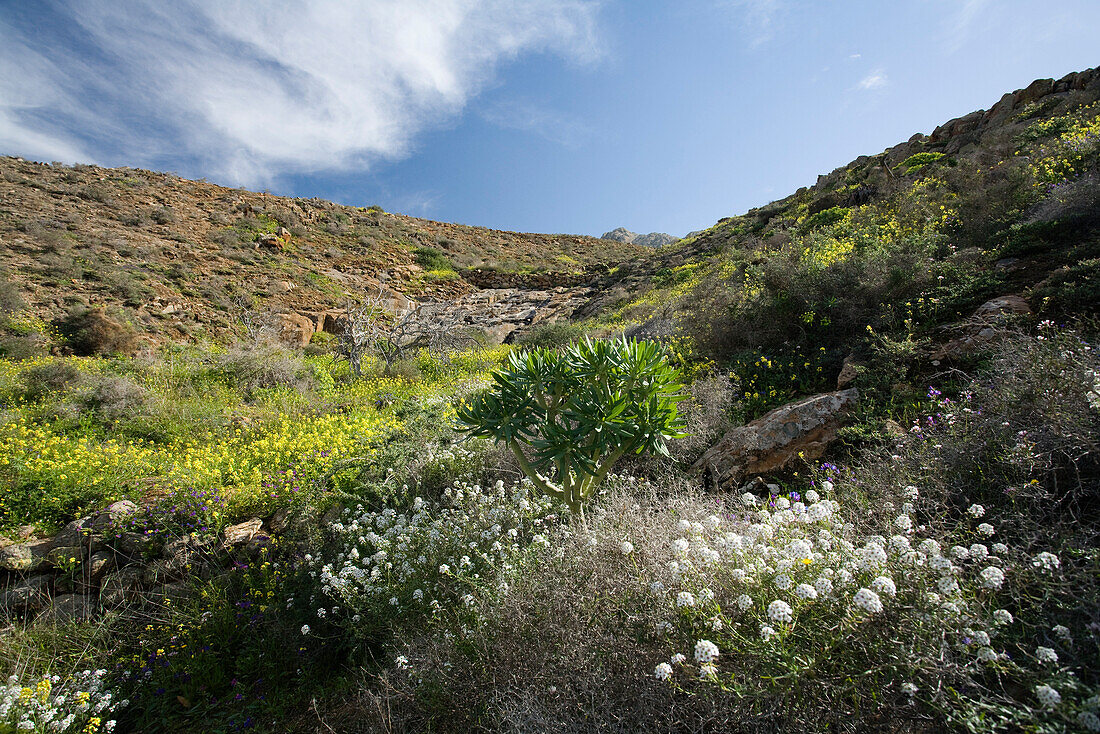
456;338;687;516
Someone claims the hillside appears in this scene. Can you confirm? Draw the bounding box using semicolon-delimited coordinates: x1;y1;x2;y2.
0;158;647;345
1;69;1099;734
594;68;1100;402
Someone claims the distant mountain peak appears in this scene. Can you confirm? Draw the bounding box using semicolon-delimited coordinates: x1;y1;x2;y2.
601;227;678;248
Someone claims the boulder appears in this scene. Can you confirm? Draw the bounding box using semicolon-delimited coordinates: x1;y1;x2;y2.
693;389;859;487
91;500;139;531
36;594;95;625
973;294;1031;318
931;295;1031;361
0;539;52;573
223;518;264;546
51;518;90;548
87;552;113;583
277;312;316;347
0;575;52;615
100;566;145;607
836;355;861;389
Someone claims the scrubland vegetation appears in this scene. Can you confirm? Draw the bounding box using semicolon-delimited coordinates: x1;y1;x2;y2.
1;78;1099;733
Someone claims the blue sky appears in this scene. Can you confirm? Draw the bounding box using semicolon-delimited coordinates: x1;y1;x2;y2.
1;1;1098;237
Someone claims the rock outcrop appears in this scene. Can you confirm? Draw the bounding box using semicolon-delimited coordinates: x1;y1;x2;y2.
426;286;596;345
601;227;679;248
693;389;859;487
0;502;276;624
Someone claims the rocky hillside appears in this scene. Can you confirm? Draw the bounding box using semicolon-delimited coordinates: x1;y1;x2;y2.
586;67;1100;341
0;158;648;346
601;226;678;248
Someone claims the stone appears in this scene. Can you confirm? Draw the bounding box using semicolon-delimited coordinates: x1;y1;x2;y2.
36;594;95;625
100;566;144;607
51;518;91;548
0;575;52;615
91;500;139;530
147;582;192;607
161;535;210;575
693;389;860;488
47;545;87;567
223;518;264;546
931;295;1032;362
0;539;52;572
974;295;1031;318
836;355;861;389
277;312;316;347
884;419;907;439
88;552;113;583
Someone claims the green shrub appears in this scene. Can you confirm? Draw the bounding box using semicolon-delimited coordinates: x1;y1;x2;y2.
53;308;138;356
798;206;848;233
412;246;454;273
898;151;945;175
515;321;587;350
457;338;686;514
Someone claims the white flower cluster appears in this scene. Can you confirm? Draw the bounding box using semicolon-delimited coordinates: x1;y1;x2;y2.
0;670;126;733
644;478;1077;693
311;478;557;623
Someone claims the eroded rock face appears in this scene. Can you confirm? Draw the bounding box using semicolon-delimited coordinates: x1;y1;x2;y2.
693;389;859;487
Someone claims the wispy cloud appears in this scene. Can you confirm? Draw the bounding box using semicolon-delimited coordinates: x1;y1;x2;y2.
0;1;602;185
716;0;783;46
943;0;992;53
480;100;592;147
857;69;889;90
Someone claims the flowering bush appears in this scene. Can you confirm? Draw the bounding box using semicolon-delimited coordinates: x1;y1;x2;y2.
308;477;560;639
0;669;126;733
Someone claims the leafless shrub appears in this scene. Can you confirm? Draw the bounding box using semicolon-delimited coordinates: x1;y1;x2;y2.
338;292;479;376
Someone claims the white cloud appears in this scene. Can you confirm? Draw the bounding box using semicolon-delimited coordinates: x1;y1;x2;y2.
480;100;592;147
717;0;782;46
943;0;991;53
0;0;602;185
857;70;889;90
849;53;862;60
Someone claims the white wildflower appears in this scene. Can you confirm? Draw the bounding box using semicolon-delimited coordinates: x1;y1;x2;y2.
1052;624;1071;641
979;566;1005;589
694;639;720;663
977;647;997;663
619;541;634;555
967;504;985;518
992;609;1013;625
1036;646;1058;664
1032;552;1060;571
1035;684;1061;707
852;588;883;614
977;523;995;537
671;653;687;665
871;576;897;597
654;663;673;681
767;600;794;624
795;583;818;600
1078;712;1100;732
676;592;696;608
699;663;718;680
